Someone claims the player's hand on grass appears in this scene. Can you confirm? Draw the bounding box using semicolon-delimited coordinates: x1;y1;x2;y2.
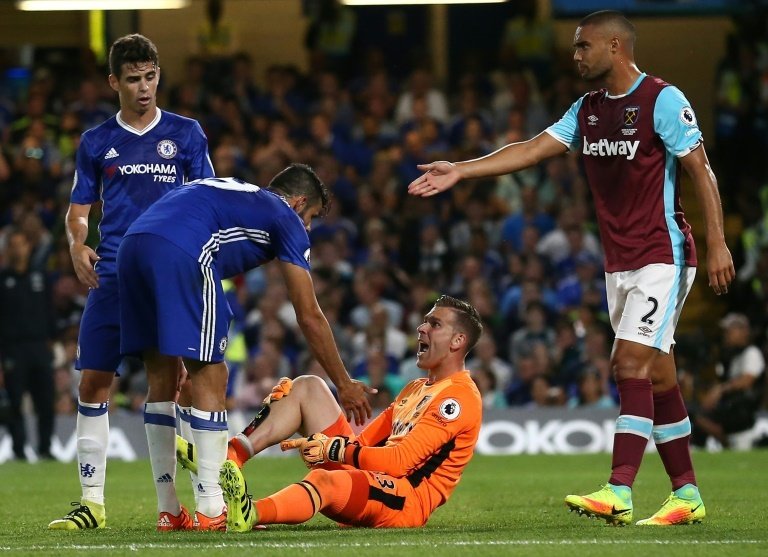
280;433;351;467
70;243;100;288
338;379;377;426
407;161;461;197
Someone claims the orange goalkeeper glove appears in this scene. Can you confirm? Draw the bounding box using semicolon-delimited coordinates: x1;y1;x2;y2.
280;433;349;467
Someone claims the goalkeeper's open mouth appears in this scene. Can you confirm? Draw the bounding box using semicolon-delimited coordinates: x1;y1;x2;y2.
417;341;429;356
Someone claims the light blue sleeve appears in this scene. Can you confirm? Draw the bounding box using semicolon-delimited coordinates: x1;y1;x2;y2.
545;96;584;151
654;86;702;157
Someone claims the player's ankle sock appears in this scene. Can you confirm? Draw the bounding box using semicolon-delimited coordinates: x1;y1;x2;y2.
178;406;200;504
673;484;700;501
228;434;253;468
76;399;109;506
255;481;320;524
145;401;181;514
652;385;696;490
609;378;653;487
607;483;632;499
191;408;228;517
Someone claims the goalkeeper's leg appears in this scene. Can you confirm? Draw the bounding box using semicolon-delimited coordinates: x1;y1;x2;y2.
244;468;423;529
248;469;369;524
181;375;349;471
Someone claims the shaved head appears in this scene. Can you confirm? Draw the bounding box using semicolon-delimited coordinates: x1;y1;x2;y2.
579;10;636;53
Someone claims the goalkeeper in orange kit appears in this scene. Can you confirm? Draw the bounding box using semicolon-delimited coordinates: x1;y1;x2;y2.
177;295;483;531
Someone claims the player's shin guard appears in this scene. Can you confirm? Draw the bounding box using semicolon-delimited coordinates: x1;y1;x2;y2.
652;385;696;490
76;400;109;506
609;379;653;487
190;408;228;518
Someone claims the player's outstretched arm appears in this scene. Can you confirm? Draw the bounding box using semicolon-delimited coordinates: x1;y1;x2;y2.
279;260;376;425
65;203;100;289
681;146;735;295
407;132;567;197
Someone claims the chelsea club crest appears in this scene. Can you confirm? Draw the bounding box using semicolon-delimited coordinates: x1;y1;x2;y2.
157;139;178;159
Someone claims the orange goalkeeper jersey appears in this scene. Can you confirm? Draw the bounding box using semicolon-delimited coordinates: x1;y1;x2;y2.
343;370;482;518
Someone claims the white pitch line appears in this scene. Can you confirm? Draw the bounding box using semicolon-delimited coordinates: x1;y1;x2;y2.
2;539;767;551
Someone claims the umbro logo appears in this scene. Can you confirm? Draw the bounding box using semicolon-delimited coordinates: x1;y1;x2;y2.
104;148;119;159
587;115;599;126
156;473;173;483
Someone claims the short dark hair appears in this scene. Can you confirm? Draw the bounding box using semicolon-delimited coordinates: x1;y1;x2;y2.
109;34;159;78
268;163;330;217
433;295;483;353
580;10;636;43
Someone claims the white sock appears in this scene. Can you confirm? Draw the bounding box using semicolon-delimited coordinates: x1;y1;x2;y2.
178;406;200;505
145;401;181;515
190;407;228;517
76;399;109;506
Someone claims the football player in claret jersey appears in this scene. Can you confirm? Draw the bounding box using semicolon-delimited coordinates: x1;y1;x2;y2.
48;34;215;531
117;166;374;531
408;11;734;526
176;295;482;531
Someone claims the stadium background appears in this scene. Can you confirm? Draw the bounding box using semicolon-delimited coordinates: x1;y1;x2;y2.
1;0;767;461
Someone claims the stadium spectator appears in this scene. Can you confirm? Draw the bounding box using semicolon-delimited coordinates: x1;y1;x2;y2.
467;331;512;392
409;10;734;527
471;366;507;409
691;312;765;449
0;229;56;461
567;367;617;410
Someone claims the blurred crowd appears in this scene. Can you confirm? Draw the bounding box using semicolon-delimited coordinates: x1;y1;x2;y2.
0;6;766;440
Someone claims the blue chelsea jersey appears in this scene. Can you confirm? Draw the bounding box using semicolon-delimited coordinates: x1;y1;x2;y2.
125;177;312;278
70;109;215;271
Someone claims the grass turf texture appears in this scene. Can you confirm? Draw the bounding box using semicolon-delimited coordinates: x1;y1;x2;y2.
1;452;766;556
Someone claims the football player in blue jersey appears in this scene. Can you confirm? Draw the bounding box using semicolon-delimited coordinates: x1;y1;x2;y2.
49;34;215;531
116;165;375;530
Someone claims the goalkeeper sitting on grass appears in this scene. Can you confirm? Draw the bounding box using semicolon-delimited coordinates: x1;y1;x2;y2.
177;295;483;531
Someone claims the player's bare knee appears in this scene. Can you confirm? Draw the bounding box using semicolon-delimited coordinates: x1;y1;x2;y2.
78;370;113;402
292;375;331;401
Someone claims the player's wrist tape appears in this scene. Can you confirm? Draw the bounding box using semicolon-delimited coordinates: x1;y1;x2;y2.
343;442;361;468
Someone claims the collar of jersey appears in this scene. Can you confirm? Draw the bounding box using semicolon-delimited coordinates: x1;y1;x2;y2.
116;108;162;136
605;73;647;100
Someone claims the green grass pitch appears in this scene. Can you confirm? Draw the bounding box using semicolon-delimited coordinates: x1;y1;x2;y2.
1;452;766;556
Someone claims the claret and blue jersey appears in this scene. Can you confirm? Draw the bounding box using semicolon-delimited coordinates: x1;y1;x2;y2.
70;109;215;273
546;73;701;273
